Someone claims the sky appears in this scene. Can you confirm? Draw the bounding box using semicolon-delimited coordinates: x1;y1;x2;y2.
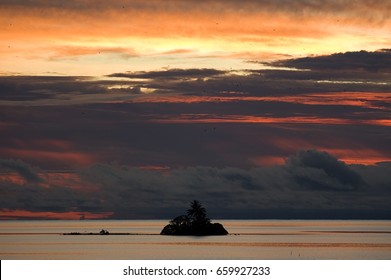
0;0;391;220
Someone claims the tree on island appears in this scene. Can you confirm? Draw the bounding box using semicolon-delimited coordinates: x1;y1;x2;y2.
160;200;228;235
187;200;210;227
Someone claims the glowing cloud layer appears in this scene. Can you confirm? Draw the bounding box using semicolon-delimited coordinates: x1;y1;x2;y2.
2;0;391;75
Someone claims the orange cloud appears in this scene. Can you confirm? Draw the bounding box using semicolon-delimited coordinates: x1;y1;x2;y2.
2;1;390;74
3;1;390;40
47;46;138;60
0;5;332;40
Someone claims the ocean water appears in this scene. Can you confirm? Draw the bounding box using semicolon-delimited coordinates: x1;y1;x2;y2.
0;220;390;259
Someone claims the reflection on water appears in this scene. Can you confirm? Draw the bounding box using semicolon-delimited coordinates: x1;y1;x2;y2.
0;220;390;259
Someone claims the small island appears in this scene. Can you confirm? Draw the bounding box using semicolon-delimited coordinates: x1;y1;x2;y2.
64;229;114;235
160;200;228;236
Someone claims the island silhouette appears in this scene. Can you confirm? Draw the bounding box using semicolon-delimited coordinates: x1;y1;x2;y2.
160;200;228;235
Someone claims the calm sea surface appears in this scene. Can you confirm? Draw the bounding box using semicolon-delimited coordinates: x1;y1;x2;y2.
1;220;390;259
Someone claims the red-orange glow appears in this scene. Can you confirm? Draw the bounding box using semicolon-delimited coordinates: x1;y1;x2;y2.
128;91;391;111
0;170;99;192
150;114;391;127
0;139;96;168
139;165;171;172
365;119;391;127
0;209;113;220
271;137;391;165
38;172;98;191
0;148;96;168
10;139;75;151
292;92;391;110
0;172;28;185
268;137;315;153
251;156;286;166
321;149;391;165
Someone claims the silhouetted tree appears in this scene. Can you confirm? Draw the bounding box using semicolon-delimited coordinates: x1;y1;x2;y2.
187;200;210;227
169;215;190;232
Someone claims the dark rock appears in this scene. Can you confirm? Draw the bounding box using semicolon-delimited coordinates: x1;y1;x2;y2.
160;221;228;236
205;223;229;235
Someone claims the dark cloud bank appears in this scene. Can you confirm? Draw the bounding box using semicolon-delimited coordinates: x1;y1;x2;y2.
1;49;390;105
267;49;391;72
1;150;390;219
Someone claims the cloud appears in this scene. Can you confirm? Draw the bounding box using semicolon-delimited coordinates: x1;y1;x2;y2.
108;68;227;80
0;76;107;102
1;151;390;219
3;1;390;19
105;51;391;98
1;50;390;171
0;159;42;183
68;152;391;219
2;63;389;107
2;0;391;83
49;46;138;60
0;75;147;105
0;180;102;213
285;149;364;191
69;149;391;219
267;49;391;72
1;90;390;171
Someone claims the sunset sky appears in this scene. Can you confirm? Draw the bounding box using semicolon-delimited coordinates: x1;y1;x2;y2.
1;0;390;220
